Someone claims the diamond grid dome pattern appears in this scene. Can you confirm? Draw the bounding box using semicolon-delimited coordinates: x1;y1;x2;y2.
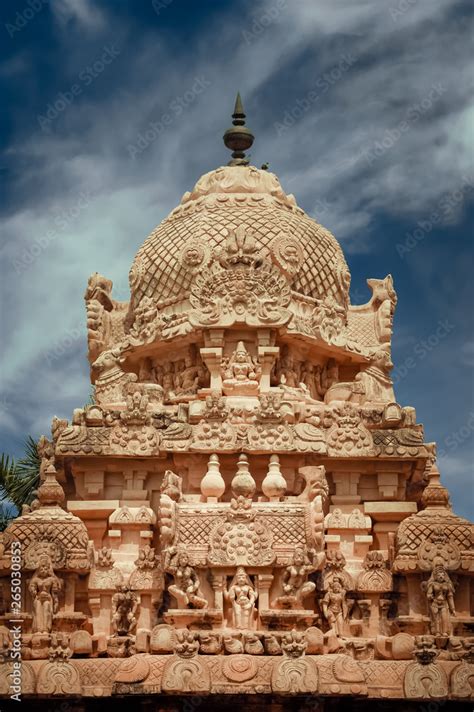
130;167;349;309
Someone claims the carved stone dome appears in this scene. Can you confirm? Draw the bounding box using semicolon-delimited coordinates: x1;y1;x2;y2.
129;165;350;312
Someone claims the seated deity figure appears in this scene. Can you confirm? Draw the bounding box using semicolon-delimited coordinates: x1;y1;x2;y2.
171;346;201;399
322;575;348;637
112;585;139;636
225;567;258;629
29;554;62;634
222;342;261;395
272;547;317;610
167;550;208;609
425;565;456;636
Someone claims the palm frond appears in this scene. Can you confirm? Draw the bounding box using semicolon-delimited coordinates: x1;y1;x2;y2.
0;437;41;511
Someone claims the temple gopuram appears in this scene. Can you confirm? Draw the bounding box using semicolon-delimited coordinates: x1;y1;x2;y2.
1;96;473;710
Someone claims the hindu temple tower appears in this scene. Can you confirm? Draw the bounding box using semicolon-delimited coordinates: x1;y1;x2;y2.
0;96;473;710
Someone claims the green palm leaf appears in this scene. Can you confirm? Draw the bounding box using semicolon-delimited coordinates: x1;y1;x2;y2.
0;436;41;514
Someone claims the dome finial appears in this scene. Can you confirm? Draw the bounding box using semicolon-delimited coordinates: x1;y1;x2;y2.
223;92;254;166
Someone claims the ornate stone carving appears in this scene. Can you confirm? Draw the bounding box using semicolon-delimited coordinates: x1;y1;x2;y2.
269;233;305;279
221;341;261;395
323;550;354;591
418;526;461;572
223;654;258;682
208;497;275;567
130;545;162;590
322;575;348;637
189;228;292;328
162;655;210;693
272;547;320;609
312;295;347;344
165;549;207;609
357;551;392;592
36;661;81;696
129;295;161;341
422;565;456;636
404;638;448;698
451;658;474;698
29;554;62;634
4;106;473;707
327;405;373;456
225;567;257;629
111;585;139;636
272;633;319;694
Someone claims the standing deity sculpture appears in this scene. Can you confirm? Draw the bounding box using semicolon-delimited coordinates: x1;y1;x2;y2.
225;567;258;629
321;575;348;637
111;585;139;636
424;565;456;636
166;550;207;609
29;555;62;634
272;548;318;610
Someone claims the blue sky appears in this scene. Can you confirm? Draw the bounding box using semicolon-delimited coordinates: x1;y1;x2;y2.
0;0;473;518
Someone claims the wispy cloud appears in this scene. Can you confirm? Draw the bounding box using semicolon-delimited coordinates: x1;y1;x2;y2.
0;0;472;515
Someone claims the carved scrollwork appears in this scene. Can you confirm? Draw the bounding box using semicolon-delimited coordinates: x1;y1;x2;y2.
188;233;292;328
269;233;305;279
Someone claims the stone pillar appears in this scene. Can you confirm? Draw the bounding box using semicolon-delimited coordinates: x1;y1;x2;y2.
211;572;226;610
257;573;274;620
200;347;223;392
258;345;279;392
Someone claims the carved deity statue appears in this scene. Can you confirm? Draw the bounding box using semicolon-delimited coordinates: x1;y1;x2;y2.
272;548;317;610
111;585;139;636
173;346;201;398
29;555;62;634
274;346;300;389
225;567;257;629
222;341;261;394
322;575;348;637
167;550;207;609
425;565;456;636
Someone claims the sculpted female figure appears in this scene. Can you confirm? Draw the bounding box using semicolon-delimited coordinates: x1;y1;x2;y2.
425;565;456;636
29;555;61;634
322;575;348;637
225;567;257;629
167;550;207;609
273;547;317;609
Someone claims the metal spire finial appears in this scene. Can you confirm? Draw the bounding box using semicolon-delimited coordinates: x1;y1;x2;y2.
223;92;254;166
